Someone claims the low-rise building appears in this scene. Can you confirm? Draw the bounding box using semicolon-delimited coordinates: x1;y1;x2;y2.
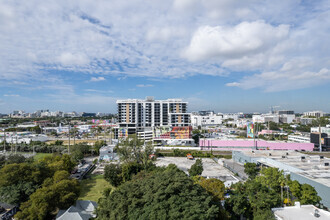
272;202;330;220
0;202;18;220
232;150;330;208
288;135;310;143
56;200;97;220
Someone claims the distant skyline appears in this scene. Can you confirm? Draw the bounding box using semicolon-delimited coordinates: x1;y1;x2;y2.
1;0;330;113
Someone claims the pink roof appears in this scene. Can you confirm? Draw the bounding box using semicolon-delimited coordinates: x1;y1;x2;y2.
199;139;314;151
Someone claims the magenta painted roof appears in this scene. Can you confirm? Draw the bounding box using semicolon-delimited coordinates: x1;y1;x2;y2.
199;139;314;151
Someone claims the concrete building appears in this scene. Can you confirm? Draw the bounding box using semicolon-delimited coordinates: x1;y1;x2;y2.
200;139;314;151
299;117;315;125
288;135;310;143
304;111;324;118
311;127;330;136
191;111;222;128
232;150;330;208
116;97;190;137
272;202;330;220
99;145;118;161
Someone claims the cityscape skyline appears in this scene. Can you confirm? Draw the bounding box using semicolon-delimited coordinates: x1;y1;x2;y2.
1;0;330;113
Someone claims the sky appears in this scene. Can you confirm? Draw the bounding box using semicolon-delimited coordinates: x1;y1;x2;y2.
0;0;330;114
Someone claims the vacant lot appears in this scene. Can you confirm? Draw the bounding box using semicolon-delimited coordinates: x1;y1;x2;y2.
155;157;234;179
78;174;111;202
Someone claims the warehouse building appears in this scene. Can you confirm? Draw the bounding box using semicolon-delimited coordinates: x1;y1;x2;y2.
232;150;330;208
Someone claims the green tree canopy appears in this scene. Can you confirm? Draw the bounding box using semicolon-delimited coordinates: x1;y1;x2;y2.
97;168;220;220
188;159;203;177
244;163;259;179
104;163;123;187
15;170;80;220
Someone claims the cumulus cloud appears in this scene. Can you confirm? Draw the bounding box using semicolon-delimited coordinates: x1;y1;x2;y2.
183;21;289;61
89;76;105;82
0;0;329;94
226;59;330;92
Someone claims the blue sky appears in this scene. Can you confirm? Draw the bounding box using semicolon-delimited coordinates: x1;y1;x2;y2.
0;0;330;114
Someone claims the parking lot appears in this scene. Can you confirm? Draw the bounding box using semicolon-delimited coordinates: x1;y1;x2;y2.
155;157;239;186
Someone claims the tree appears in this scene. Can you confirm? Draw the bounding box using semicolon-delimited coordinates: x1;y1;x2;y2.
54;140;63;145
96;168;220;220
121;162;143;182
0;181;36;205
256;167;284;193
15;170;80;220
299;184;321;205
104;164;123;187
188;159;203;176
244;163;259;179
116;135;145;163
195;177;225;201
253;209;276;220
94;140;106;155
288;180;301;200
225;182;252;219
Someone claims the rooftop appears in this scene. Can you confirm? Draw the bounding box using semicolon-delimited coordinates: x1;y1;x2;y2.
272;203;330;220
237;150;330;188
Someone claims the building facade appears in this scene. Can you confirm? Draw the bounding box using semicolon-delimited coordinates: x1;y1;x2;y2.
116;97;190;137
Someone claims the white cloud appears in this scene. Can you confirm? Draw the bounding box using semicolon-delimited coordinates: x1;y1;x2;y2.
136;84;154;87
3;94;20;97
89;76;105;82
183;21;289;61
57;52;89;66
84;89;113;93
0;0;329;94
226;82;240;87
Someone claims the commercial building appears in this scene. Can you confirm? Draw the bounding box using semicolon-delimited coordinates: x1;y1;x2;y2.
232;150;330;208
200;139;314;151
304;111;324;118
272;202;330;220
311;127;330;136
115;97;190;138
191;111;222;128
288;135;310;143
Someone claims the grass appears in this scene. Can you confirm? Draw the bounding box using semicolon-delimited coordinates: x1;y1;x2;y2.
34;153;52;160
78;174;112;202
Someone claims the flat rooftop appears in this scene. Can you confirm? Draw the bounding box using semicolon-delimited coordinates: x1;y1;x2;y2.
237;150;330;187
272;205;330;220
155;157;237;183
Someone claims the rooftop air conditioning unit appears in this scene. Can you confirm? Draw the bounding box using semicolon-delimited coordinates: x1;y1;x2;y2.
269;153;272;156
324;162;329;166
282;156;286;158
320;156;324;159
286;152;289;156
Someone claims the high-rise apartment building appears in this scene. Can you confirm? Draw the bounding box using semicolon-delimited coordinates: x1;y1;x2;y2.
116;97;190;137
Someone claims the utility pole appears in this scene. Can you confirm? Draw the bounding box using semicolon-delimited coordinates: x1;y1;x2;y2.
68;123;71;154
3;129;6;154
319;123;322;152
253;122;256;150
15;131;17;154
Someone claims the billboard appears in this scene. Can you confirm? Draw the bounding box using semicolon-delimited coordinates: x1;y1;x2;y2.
247;122;254;138
118;128;128;138
154;126;192;139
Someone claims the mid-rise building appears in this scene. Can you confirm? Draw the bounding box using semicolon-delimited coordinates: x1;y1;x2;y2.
304;111;324;118
191;111;222;128
116;97;190;137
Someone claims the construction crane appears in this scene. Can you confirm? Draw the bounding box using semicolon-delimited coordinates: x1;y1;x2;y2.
269;106;280;114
